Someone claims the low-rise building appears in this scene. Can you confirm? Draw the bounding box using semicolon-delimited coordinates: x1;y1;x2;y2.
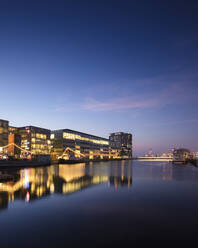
18;126;51;156
173;148;190;163
7;125;51;158
51;129;116;160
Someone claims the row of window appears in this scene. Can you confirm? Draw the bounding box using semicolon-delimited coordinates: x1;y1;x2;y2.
62;132;109;145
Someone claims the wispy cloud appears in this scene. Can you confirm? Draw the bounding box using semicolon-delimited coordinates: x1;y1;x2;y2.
82;83;198;112
83;97;158;111
54;71;198;113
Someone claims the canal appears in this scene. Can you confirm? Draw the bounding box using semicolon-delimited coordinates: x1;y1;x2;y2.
0;160;198;246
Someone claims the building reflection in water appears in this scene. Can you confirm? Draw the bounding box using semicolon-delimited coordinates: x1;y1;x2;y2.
0;161;133;210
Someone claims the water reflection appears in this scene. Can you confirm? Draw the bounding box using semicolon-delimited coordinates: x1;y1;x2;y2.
134;161;198;182
0;161;132;210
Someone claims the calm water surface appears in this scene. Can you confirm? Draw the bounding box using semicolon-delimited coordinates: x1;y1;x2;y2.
0;160;198;247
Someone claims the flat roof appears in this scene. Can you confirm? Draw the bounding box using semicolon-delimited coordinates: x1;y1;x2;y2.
0;119;9;122
52;129;109;141
18;126;51;132
110;132;131;135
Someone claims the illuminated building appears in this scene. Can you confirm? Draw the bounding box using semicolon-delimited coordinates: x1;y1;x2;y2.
173;148;190;162
5;126;51;157
16;126;51;156
192;152;198;158
109;132;132;158
51;129;113;160
0;119;9;148
0;118;133;161
8;126;21;157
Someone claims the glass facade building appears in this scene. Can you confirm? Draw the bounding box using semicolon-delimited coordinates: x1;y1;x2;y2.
9;126;51;156
0;119;9;151
17;126;51;156
51;129;119;160
109;132;132;158
0;118;132;161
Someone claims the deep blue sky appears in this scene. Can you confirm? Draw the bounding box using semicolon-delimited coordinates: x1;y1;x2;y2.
0;0;198;155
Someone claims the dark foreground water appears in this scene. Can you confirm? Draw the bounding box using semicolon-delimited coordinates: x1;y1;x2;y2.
0;160;198;247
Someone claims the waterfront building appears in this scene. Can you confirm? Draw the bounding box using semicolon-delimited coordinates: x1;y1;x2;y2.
0;119;9;147
173;148;190;163
51;129;117;160
7;126;51;157
8;126;21;157
18;126;51;155
0;118;132;161
192;152;198;158
109;132;132;158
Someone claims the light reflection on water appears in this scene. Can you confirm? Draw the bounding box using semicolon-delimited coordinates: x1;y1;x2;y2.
0;161;132;210
0;160;198;247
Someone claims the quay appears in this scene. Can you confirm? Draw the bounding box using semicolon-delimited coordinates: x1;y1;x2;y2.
0;157;132;168
0;160;51;168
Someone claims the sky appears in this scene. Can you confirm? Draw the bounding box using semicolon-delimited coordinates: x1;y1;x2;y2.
0;0;198;155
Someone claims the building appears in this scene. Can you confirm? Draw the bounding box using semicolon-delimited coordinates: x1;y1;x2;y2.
19;126;51;155
109;132;132;158
6;125;51;158
51;129;119;160
192;152;198;158
8;126;21;157
0;120;9;156
173;148;190;163
0;118;133;161
0;119;9;147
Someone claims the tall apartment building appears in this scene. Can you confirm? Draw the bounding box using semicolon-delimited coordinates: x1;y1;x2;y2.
109;132;132;158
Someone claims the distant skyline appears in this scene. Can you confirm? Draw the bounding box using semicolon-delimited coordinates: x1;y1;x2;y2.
1;0;198;155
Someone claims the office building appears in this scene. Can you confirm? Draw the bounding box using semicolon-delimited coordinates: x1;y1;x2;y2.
16;126;51;156
50;129;119;160
6;126;51;157
0;120;9;153
109;132;132;158
8;126;21;157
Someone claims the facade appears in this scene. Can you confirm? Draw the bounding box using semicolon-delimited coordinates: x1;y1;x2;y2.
173;148;190;162
6;126;51;157
8;126;21;157
7;126;51;157
0;119;9;147
51;129;119;160
109;132;132;158
0;118;133;161
17;126;51;156
192;152;198;158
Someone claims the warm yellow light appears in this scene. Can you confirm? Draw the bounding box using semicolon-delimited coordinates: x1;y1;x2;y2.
63;132;109;145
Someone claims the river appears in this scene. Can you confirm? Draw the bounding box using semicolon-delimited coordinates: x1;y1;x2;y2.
0;160;198;247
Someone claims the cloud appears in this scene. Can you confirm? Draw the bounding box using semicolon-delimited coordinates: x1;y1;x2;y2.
82;82;198;112
83;97;158;111
54;70;198;113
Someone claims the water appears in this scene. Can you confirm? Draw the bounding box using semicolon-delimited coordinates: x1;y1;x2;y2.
0;160;198;247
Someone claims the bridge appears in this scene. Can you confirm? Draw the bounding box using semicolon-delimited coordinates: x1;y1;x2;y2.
136;156;173;162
